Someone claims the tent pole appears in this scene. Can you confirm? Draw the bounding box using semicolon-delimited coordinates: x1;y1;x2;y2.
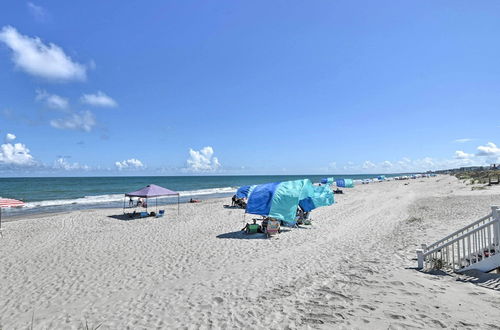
177;195;179;215
156;197;158;213
123;195;125;214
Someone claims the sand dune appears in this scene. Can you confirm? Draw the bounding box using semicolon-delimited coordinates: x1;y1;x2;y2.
1;176;499;329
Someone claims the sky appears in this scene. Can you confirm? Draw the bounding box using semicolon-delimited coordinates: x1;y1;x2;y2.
1;1;500;176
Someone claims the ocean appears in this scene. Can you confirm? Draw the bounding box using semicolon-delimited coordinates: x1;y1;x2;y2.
0;174;398;217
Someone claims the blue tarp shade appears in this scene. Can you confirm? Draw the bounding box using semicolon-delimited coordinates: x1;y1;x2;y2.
246;182;281;216
378;175;386;181
236;185;250;198
299;184;334;212
246;179;334;223
336;178;354;188
320;177;334;184
236;185;257;199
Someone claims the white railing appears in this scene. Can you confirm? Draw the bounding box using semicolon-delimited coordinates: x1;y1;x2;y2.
417;206;500;272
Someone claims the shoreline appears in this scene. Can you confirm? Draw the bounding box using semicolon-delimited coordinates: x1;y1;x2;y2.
1;196;233;223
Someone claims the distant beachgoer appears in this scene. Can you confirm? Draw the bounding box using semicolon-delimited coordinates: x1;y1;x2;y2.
231;195;237;207
129;197;134;207
137;198;143;207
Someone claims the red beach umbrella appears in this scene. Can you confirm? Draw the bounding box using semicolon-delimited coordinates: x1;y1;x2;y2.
0;198;25;235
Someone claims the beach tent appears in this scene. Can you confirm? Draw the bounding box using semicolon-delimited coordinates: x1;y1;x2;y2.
235;185;257;199
378;175;386;181
299;184;334;212
124;184;180;214
336;178;354;188
246;179;334;224
0;198;25;236
320;177;334;184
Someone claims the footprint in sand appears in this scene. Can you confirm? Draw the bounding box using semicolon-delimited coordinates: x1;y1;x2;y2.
385;313;406;320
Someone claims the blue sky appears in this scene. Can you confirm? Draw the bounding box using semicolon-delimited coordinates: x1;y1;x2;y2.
1;1;500;176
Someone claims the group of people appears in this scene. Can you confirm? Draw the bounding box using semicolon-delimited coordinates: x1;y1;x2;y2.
295;207;311;225
231;195;247;208
129;197;147;208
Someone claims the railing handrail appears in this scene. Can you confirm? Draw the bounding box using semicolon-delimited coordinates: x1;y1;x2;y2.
423;218;498;257
426;213;492;250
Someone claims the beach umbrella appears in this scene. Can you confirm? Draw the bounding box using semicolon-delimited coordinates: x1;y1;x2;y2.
0;198;25;235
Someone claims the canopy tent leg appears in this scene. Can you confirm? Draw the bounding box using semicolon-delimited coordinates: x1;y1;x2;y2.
177;195;180;215
0;208;2;237
123;196;126;214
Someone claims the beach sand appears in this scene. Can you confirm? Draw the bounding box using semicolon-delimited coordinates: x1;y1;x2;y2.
1;176;499;329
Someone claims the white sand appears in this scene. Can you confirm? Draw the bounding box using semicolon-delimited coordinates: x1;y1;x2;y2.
1;176;499;329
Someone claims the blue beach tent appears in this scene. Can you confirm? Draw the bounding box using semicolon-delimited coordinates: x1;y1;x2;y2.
246;179;334;223
235;185;256;199
320;177;334;184
336;178;354;188
299;184;334;212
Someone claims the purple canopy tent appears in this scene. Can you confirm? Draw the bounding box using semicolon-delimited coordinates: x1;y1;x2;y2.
124;184;180;215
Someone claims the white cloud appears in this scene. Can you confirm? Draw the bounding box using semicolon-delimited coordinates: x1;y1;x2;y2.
362;160;376;169
454;138;473;143
35;89;69;110
5;133;16;142
50;110;96;132
382;160;393;168
0;26;86;81
0;134;35;166
186;146;221;172
476;142;500;156
27;2;48;22
455;150;473;159
80;91;117;107
53;157;89;171
115;158;144;170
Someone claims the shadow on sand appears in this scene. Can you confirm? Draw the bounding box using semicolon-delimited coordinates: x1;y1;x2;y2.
222;205;244;210
216;228;293;239
107;214;148;221
457;270;500;291
216;231;267;239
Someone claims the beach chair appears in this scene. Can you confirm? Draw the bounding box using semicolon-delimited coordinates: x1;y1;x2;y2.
156;210;165;218
303;212;312;225
265;218;280;238
244;223;260;234
140;212;149;218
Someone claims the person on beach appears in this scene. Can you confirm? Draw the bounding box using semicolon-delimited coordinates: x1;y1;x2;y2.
129;197;134;207
137;198;143;207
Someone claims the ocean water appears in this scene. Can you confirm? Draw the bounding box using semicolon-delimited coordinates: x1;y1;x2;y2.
0;174;397;217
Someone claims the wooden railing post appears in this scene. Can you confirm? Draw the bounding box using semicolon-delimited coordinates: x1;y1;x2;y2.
492;206;500;247
416;249;424;269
